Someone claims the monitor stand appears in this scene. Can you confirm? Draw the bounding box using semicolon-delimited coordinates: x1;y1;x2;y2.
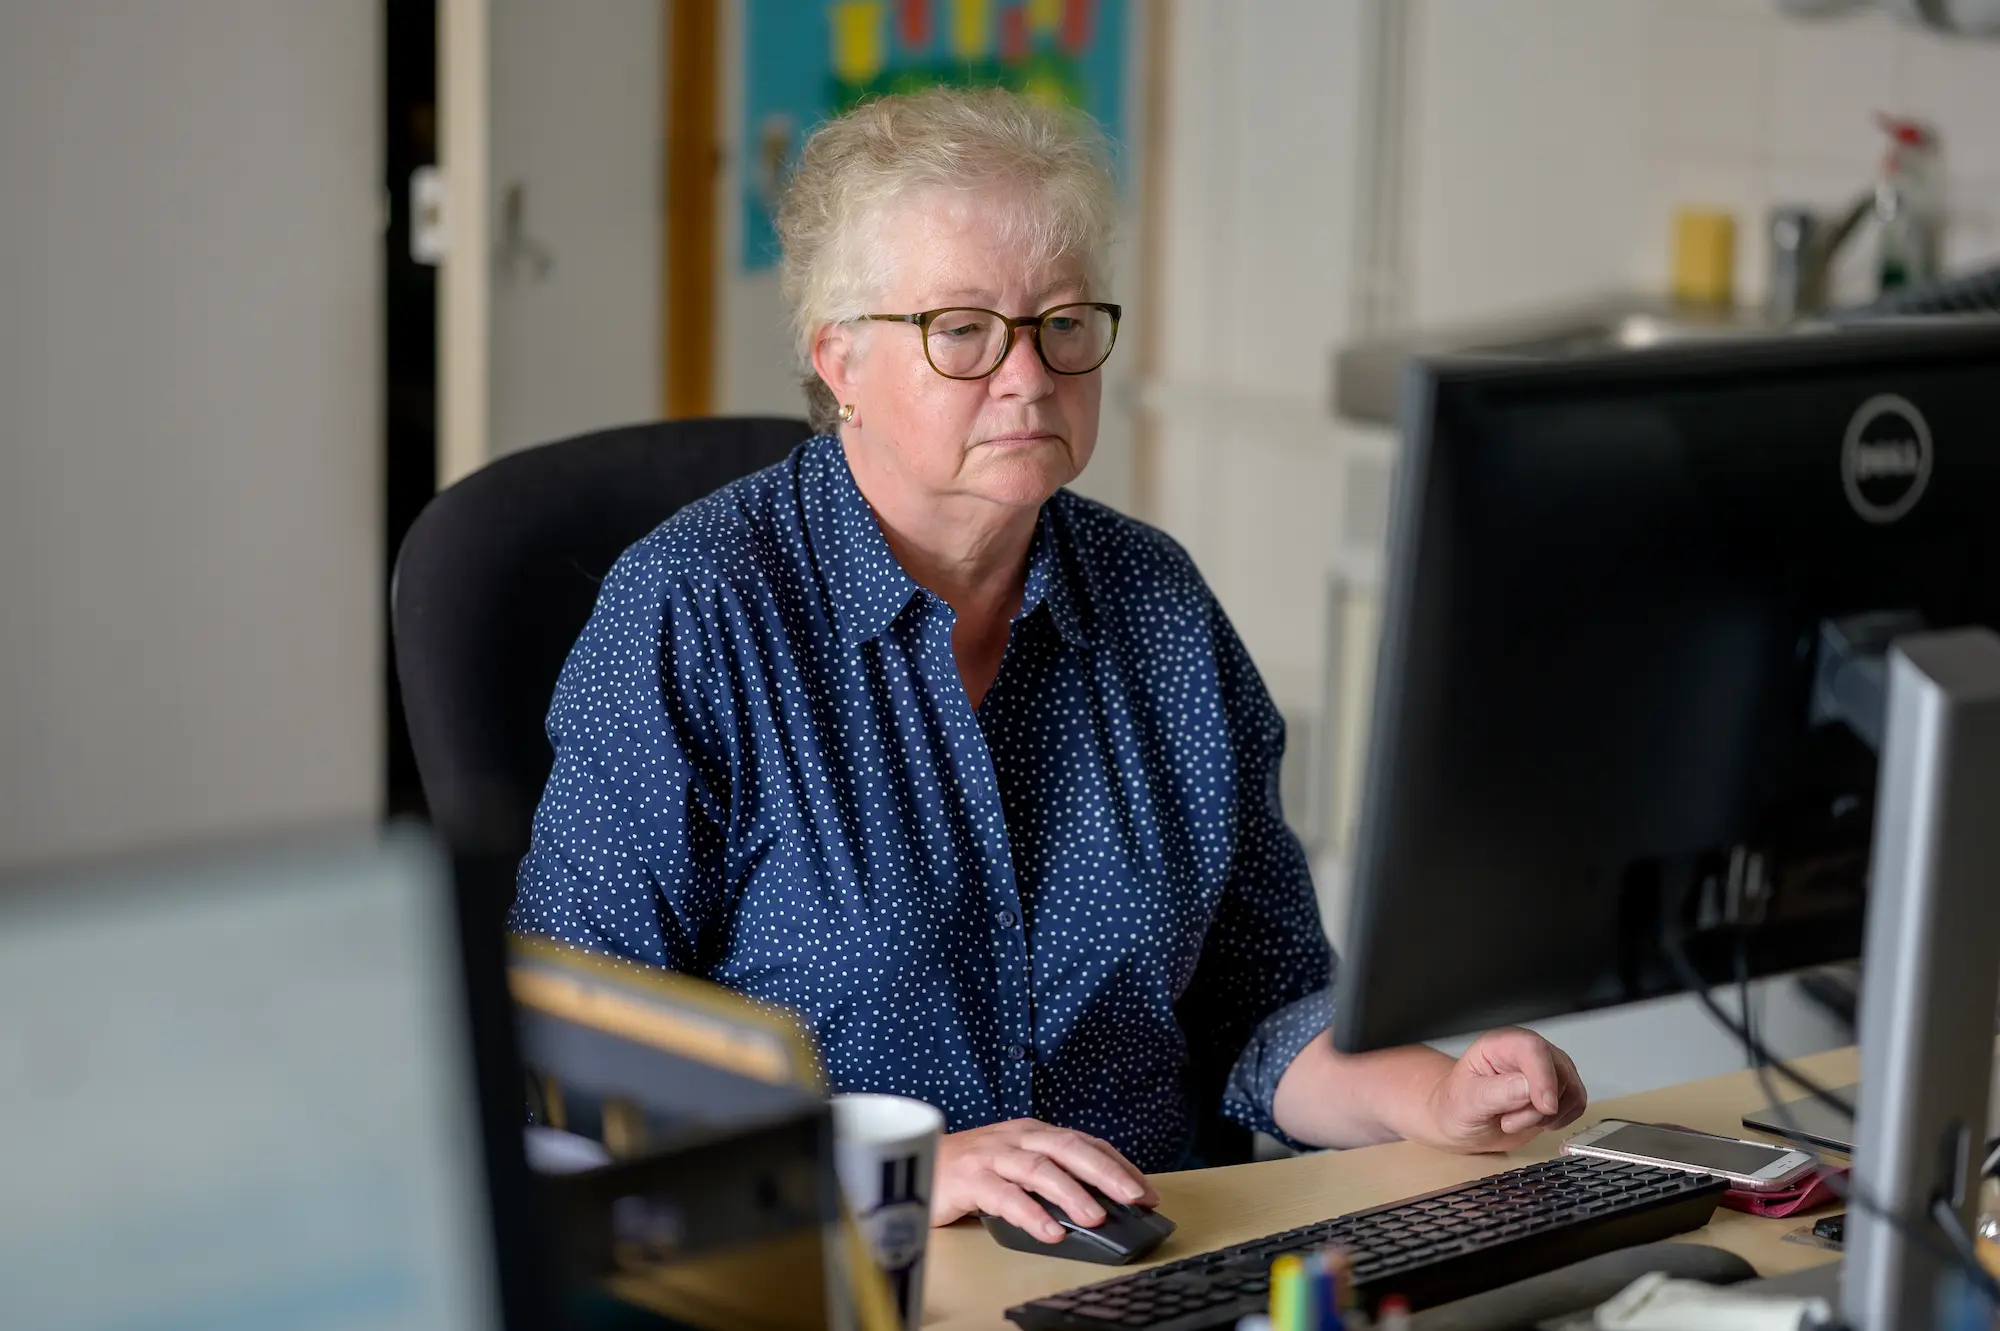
1842;628;2000;1331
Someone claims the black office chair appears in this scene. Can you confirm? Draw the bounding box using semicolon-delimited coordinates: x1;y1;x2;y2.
391;416;813;872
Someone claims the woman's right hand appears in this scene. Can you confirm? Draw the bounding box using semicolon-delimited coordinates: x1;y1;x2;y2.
929;1118;1159;1242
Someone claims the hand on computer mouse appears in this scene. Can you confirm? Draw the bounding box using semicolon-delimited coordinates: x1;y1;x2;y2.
980;1181;1177;1264
1421;1027;1589;1152
931;1117;1159;1243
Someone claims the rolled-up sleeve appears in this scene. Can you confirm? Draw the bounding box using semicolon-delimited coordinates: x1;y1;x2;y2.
1176;598;1336;1147
510;548;730;971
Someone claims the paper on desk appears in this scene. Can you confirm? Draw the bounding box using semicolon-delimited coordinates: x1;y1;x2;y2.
1594;1272;1830;1331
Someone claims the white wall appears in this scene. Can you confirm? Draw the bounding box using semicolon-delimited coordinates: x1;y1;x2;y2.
1405;0;1651;325
1149;0;1384;866
0;2;383;870
488;0;663;455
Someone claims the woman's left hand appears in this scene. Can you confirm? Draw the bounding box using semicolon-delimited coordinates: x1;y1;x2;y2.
1417;1027;1589;1153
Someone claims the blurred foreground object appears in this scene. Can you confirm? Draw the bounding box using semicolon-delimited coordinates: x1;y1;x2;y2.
0;828;892;1331
510;936;897;1331
0;830;517;1331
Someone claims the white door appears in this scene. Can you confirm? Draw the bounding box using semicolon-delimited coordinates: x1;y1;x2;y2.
438;0;665;480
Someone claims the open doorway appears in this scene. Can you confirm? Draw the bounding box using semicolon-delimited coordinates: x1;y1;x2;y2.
384;0;438;817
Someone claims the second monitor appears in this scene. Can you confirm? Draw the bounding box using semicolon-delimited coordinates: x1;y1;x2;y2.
1334;320;2000;1054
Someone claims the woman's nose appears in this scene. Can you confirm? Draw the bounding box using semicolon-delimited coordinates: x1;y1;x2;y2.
989;326;1054;395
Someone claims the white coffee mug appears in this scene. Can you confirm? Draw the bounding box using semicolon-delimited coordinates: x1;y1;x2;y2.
830;1092;946;1331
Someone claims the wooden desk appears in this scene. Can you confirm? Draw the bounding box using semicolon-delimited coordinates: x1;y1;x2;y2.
922;1047;1857;1330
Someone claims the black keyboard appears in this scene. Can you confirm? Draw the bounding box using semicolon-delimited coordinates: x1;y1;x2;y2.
1003;1155;1728;1330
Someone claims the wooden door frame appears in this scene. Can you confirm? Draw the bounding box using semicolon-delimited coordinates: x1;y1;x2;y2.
662;0;719;419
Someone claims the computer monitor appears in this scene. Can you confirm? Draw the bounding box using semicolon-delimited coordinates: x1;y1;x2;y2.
0;830;547;1331
1334;319;2000;1055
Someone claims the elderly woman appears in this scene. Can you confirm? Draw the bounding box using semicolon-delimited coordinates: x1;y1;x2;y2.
514;87;1586;1244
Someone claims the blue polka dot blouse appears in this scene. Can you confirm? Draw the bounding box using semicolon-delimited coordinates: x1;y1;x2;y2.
512;434;1335;1171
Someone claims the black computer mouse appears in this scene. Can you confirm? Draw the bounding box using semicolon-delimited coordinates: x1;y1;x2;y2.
979;1183;1177;1264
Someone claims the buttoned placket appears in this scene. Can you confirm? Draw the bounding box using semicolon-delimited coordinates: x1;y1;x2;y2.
914;592;1039;1118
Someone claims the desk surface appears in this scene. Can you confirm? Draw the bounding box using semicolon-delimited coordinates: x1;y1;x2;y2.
922;1046;1857;1330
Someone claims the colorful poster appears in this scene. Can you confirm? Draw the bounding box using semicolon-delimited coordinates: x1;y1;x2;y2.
741;0;1129;271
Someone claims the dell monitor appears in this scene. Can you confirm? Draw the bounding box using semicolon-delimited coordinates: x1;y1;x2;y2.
1334;319;2000;1056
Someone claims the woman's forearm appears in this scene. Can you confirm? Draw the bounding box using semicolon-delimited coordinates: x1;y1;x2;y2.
1272;1026;1587;1155
1270;1031;1456;1149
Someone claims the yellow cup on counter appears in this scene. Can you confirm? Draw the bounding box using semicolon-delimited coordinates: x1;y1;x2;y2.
1671;208;1737;307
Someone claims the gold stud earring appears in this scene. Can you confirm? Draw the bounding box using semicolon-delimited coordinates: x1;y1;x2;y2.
838;403;856;424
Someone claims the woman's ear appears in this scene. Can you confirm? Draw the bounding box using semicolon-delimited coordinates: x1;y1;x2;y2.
811;322;858;406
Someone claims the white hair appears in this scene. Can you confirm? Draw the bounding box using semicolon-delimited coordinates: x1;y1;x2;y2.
775;86;1119;433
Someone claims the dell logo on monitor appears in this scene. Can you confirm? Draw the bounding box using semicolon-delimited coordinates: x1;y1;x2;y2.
1842;393;1933;523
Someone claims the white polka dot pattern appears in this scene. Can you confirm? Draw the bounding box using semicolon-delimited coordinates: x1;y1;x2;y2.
511;435;1334;1169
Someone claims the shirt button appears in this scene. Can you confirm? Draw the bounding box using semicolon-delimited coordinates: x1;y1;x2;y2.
1008;1043;1032;1062
997;908;1017;928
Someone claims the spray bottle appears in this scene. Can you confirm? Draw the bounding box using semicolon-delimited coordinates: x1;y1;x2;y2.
1875;114;1944;294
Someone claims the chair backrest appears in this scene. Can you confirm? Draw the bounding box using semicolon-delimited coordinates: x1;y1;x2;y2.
392;417;813;860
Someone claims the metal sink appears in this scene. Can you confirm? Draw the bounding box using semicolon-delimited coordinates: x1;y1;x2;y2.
1333;295;1777;425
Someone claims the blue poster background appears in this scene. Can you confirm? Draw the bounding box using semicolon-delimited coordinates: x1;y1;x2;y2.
741;0;1129;272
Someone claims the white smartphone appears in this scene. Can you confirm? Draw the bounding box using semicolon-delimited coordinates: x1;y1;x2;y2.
1563;1119;1819;1192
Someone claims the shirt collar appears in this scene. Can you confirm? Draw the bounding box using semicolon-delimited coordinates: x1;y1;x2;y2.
801;435;921;647
1017;505;1090;650
801;434;1090;651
